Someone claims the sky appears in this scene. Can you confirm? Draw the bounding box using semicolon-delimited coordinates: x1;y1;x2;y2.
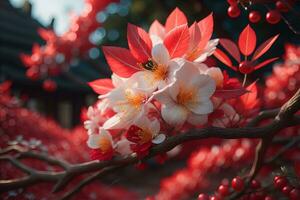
9;0;84;35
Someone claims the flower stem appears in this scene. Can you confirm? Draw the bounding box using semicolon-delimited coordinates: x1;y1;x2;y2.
242;74;247;87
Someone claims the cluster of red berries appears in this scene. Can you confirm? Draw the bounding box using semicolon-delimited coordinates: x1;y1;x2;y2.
227;0;294;24
273;175;300;200
154;139;256;200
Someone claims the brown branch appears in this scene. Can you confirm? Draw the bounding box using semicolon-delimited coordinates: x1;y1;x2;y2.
0;89;300;199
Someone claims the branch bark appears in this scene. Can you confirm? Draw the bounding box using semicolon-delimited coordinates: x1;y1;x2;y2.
0;89;299;199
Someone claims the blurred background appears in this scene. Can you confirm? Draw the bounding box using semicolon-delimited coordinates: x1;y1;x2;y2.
1;0;299;129
1;0;300;199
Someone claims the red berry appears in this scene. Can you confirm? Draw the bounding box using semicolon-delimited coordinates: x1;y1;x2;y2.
232;176;244;191
43;79;57;92
227;0;237;5
210;196;221;200
198;193;209;200
26;68;39;80
276;1;289;12
266;10;281;24
239;61;254;74
264;196;274;200
282;185;292;195
273;177;287;190
290;189;300;200
228;5;240;18
249;11;261;23
218;184;230;196
274;175;281;182
251;180;261;189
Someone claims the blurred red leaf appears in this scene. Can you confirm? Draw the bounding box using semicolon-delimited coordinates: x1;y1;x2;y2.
127;23;152;62
254;57;278;70
238;25;256;56
219;38;241;62
213;48;235;70
197;13;214;51
164;24;190;58
88;79;114;95
165;7;188;33
102;46;139;77
252;34;279;61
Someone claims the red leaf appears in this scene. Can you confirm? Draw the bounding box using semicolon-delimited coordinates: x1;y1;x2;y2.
252;34;279;61
219;38;240;62
127;23;152;62
38;28;55;41
238;25;256;56
188;22;201;51
20;54;34;67
32;43;40;54
165;7;187;33
213;48;236;71
197;13;214;51
149;20;165;39
214;88;248;99
88;79;114;95
163;24;190;58
254;57;278;70
102;46;139;78
240;82;259;110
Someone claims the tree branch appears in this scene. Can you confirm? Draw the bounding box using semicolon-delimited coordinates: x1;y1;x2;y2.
0;89;299;199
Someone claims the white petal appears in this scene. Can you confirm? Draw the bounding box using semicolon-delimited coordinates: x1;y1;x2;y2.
187;113;208;126
87;134;101;149
195;75;216;99
149;118;160;135
99;128;112;141
150;35;163;45
111;73;127;87
152;43;170;66
161;103;188;126
174;61;200;88
186;100;214;115
152;134;166;144
116;139;132;156
103;114;127;129
194;39;219;63
206;67;223;87
194;63;208;73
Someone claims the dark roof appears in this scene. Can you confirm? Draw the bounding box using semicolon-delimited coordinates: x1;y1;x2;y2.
0;0;108;94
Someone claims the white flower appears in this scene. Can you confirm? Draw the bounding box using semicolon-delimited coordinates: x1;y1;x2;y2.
134;43;182;91
192;39;219;63
84;101;108;135
155;61;216;127
194;63;224;88
115;139;133;156
87;128;114;151
100;76;154;130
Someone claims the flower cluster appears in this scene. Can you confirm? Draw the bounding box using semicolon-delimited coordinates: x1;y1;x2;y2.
20;0;118;91
85;8;250;160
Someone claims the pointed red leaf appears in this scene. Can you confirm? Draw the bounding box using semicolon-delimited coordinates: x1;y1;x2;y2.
197;13;214;51
188;22;201;51
214;88;248;99
127;23;152;62
219;38;240;62
149;20;165;39
164;24;190;58
254;57;278;70
165;7;188;33
88;79;114;95
252;34;279;61
240;81;259;110
213;48;236;71
102;46;139;78
238;25;256;56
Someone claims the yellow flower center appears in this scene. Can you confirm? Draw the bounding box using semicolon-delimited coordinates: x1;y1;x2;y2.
125;89;145;108
176;86;196;105
137;128;152;144
98;137;112;153
153;64;168;81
